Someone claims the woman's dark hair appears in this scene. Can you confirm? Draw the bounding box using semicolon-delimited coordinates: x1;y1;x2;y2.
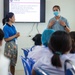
69;31;75;53
2;12;14;25
53;5;60;11
32;34;42;45
0;29;4;41
48;31;72;68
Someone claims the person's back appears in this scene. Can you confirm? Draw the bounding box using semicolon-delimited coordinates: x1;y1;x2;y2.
27;34;42;61
33;53;75;75
0;29;10;75
32;31;73;75
28;45;50;62
0;53;9;75
69;31;75;53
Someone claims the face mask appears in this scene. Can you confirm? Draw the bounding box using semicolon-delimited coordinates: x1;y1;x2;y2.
53;11;59;16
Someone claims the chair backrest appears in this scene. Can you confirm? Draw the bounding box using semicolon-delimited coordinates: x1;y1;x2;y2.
29;46;35;51
28;58;35;69
64;59;75;75
21;48;29;57
35;67;48;75
21;56;32;75
21;46;35;57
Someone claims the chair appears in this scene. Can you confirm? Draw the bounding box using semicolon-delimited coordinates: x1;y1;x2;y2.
21;48;29;57
29;46;35;51
28;58;35;69
35;67;48;75
64;59;75;75
21;46;35;57
21;56;32;75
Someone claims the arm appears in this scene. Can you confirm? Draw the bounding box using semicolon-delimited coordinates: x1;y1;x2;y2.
32;57;44;75
32;69;36;75
64;26;70;32
4;34;16;42
65;19;70;32
47;20;56;29
48;23;52;29
4;32;20;42
59;20;70;32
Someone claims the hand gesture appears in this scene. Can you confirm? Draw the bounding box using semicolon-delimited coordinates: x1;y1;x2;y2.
50;20;56;26
15;32;20;38
48;20;56;28
59;20;66;26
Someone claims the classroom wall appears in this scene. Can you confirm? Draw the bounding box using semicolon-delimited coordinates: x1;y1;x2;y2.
0;0;75;70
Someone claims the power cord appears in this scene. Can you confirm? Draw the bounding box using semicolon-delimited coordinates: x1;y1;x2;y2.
28;23;35;37
28;23;40;37
36;23;40;33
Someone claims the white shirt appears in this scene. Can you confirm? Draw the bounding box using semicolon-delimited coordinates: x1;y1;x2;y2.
28;45;51;62
0;54;10;75
33;53;75;75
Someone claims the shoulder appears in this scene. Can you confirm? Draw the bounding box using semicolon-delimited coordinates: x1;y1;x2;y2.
34;45;42;48
67;54;75;60
31;46;42;50
3;25;9;32
33;53;52;69
60;16;67;21
12;25;15;28
3;24;8;29
60;54;75;63
12;25;16;30
49;17;55;21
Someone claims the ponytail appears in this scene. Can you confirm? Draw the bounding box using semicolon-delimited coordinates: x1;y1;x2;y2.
2;12;14;26
51;52;62;68
49;31;72;68
2;18;6;25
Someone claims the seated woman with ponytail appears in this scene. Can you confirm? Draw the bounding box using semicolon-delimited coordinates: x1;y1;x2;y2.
32;31;75;75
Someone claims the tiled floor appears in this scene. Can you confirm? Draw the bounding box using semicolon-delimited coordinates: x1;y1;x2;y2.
15;70;24;75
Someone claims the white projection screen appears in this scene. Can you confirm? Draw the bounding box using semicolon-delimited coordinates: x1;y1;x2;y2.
4;0;45;23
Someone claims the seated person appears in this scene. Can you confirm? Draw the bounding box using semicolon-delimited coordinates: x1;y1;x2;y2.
0;29;10;75
32;31;75;75
30;33;42;51
28;29;55;62
69;31;75;53
22;34;42;57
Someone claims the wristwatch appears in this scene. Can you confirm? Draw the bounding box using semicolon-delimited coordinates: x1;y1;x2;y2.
64;25;67;28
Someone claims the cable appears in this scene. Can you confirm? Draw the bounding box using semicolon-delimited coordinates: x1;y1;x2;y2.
28;23;35;37
28;23;40;37
36;23;40;33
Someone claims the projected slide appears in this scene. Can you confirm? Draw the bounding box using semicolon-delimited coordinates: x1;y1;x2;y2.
9;0;40;22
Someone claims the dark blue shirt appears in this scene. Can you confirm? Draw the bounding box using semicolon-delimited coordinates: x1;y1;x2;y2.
3;23;17;42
